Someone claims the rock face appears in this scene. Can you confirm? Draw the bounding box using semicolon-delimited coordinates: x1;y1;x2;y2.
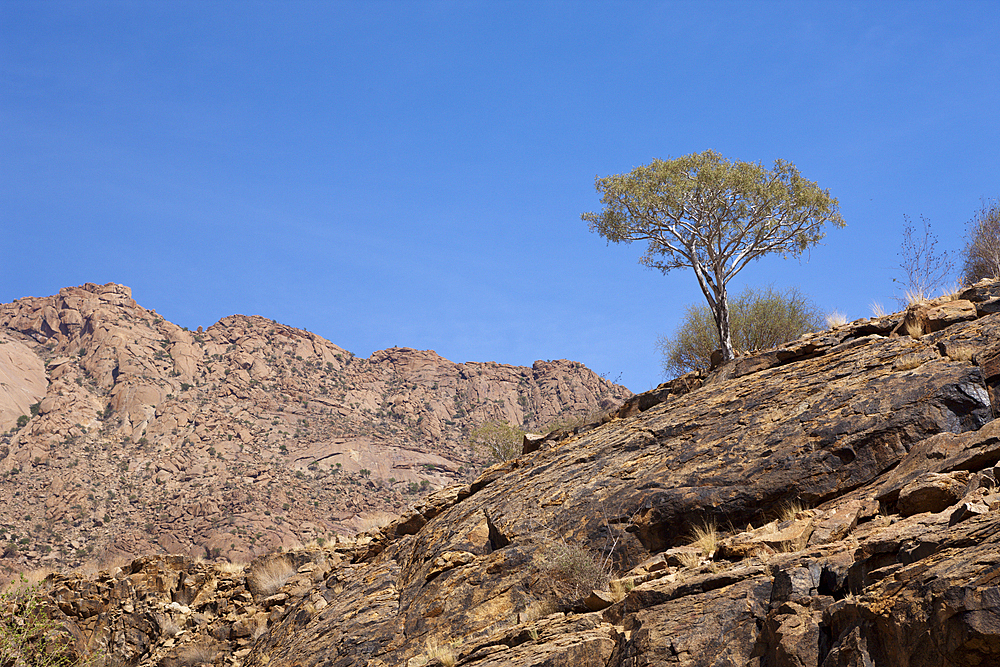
0;283;630;574
10;282;1000;666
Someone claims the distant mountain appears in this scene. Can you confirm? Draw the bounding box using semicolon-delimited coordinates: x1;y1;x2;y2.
0;283;631;573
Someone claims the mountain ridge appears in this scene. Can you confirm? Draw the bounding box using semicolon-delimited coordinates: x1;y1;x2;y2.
0;282;630;574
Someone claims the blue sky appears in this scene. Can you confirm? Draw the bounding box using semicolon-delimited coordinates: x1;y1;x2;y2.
3;1;998;393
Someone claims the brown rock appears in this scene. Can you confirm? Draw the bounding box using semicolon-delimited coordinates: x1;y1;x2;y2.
897;471;970;516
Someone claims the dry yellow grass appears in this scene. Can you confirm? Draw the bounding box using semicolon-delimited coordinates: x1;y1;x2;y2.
690;521;718;557
248;558;296;598
905;320;924;339
825;311;848;328
778;500;807;523
945;344;977;363
609;577;635;603
422;638;457;667
870;301;887;318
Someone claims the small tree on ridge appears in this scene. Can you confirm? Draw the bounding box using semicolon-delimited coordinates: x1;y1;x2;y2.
583;150;844;362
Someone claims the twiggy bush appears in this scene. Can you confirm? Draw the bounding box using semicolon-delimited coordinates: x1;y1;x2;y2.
542;541;609;600
896;214;953;305
0;575;95;666
658;285;823;377
963;198;1000;284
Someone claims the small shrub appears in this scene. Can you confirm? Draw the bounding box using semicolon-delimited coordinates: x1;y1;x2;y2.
0;575;98;665
469;420;524;462
658;285;823;376
542;541;609;600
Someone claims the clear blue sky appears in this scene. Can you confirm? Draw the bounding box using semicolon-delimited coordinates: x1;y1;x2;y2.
3;1;998;393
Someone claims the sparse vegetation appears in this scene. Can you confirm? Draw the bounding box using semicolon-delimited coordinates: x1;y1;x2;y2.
541;540;609;601
896;214;954;305
825;311;848;328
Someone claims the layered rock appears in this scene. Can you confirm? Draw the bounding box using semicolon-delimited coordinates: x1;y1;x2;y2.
10;283;1000;666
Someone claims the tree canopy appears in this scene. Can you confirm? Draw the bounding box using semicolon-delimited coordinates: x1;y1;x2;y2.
583;150;844;361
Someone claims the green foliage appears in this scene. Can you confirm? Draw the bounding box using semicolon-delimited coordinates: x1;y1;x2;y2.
584;150;843;361
16;415;29;429
963;198;1000;284
656;285;823;377
469;420;524;462
0;575;94;666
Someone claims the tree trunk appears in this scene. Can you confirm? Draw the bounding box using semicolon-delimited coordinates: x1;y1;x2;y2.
713;287;735;363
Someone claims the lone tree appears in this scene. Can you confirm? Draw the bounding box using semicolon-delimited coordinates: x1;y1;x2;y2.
583;150;844;362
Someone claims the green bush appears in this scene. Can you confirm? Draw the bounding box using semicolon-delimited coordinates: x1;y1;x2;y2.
657;285;823;377
469;420;524;462
963;198;1000;284
0;576;95;665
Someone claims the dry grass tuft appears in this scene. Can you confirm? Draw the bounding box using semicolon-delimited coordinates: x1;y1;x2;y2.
422;638;457;667
904;320;924;339
825;311;848;328
216;560;247;575
905;288;928;306
158;614;182;637
519;598;559;624
247;557;296;598
609;577;635;603
870;301;887;318
778;500;808;523
690;521;718;557
945;344;977;363
894;353;927;371
175;643;219;666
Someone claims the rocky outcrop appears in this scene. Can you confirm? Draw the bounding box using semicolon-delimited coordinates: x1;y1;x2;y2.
11;282;1000;666
0;283;630;574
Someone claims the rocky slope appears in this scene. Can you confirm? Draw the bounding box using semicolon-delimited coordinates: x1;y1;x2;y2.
0;283;630;575
8;281;1000;666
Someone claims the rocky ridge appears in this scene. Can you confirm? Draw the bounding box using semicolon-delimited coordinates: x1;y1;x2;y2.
0;283;629;573
8;281;1000;666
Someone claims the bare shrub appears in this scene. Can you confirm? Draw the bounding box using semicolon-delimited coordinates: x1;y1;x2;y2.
896;214;954;305
247;557;296;599
963;198;1000;283
658;285;823;377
